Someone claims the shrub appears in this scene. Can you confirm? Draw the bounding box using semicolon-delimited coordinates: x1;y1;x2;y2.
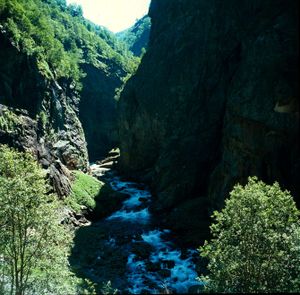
0;108;21;132
199;176;300;293
0;145;78;294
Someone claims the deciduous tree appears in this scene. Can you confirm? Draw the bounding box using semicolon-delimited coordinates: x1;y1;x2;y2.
0;145;76;295
199;177;300;293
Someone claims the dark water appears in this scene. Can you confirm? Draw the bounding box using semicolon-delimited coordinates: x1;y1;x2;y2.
98;171;202;293
107;173;199;294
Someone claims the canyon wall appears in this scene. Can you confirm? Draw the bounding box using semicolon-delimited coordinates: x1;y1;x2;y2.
118;0;299;243
0;31;88;197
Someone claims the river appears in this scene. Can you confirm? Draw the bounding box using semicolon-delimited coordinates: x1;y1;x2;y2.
89;168;202;293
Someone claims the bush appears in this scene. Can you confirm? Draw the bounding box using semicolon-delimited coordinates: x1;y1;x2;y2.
199;176;300;293
0;145;78;294
0;108;21;132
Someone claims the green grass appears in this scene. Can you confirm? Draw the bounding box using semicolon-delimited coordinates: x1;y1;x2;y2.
66;171;103;213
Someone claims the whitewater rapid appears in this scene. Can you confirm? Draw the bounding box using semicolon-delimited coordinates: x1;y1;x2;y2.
104;175;201;293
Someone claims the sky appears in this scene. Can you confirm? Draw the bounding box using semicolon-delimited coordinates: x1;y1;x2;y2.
66;0;151;33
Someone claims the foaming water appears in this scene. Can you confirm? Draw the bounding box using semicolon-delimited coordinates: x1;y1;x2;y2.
106;208;150;223
128;229;199;293
122;189;151;208
141;230;171;249
106;177;151;223
104;175;202;293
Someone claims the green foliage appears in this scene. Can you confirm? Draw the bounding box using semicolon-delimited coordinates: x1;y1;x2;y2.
101;280;118;295
76;278;97;295
68;3;83;17
199;176;300;293
0;0;139;88
66;170;102;213
140;47;146;58
114;72;134;101
38;110;48;129
0;145;78;294
0;108;21;132
116;15;151;56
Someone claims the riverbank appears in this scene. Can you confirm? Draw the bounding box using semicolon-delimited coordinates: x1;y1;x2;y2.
69;168;204;293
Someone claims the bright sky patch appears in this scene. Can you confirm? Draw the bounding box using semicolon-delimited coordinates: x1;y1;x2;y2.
66;0;151;33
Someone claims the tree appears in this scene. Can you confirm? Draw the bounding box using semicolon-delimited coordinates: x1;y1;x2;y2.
0;145;76;295
199;176;300;293
68;3;83;17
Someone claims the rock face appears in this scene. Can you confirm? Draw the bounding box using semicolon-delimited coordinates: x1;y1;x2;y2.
0;0;136;196
0;0;138;199
118;0;299;243
79;64;124;161
0;31;88;197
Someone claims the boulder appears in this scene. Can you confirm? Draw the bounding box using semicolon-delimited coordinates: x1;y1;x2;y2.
131;241;154;259
48;160;72;198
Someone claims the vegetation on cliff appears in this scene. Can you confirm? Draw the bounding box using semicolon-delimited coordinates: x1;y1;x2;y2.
199;177;300;293
0;0;140;192
0;0;139;89
0;107;21;133
116;15;151;56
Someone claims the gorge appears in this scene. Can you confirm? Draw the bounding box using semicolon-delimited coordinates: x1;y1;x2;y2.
0;0;299;294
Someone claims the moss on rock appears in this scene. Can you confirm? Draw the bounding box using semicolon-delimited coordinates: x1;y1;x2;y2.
66;170;128;219
67;170;103;213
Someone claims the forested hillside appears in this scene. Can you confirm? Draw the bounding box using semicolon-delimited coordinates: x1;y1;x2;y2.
116;15;151;56
0;0;137;85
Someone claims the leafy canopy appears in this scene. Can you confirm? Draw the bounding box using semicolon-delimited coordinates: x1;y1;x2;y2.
0;0;139;88
199;176;300;293
0;145;78;294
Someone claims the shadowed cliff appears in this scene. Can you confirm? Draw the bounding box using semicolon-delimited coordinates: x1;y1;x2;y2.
118;0;299;244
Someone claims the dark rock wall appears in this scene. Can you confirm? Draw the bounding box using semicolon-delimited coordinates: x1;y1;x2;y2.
118;0;299;244
79;63;123;162
0;31;88;197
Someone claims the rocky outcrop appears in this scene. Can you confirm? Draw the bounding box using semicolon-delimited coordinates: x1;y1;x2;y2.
118;0;299;244
0;31;88;197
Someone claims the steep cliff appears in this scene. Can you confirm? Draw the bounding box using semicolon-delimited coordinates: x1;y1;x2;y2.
0;0;137;196
118;0;299;244
79;63;123;162
0;30;88;197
